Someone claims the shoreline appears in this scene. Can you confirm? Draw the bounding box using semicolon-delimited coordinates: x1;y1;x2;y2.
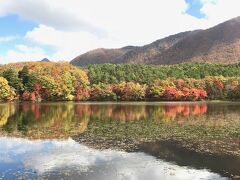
2;100;240;104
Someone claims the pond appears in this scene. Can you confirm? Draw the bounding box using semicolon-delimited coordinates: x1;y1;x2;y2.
0;102;239;179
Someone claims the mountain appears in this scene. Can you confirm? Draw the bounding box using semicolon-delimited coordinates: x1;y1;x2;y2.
71;46;138;65
71;16;240;66
41;58;50;62
71;31;197;66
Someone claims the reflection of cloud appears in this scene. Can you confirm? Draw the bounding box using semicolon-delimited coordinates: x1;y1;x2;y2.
0;155;14;163
0;137;226;180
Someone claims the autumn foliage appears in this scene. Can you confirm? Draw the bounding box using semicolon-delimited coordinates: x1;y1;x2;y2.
0;77;15;102
1;62;240;102
1;62;89;101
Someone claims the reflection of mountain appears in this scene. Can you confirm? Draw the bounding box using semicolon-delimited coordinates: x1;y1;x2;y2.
0;137;224;180
1;102;240;139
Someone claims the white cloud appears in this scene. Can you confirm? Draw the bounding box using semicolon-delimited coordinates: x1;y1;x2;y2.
0;44;48;63
0;0;106;37
21;0;208;61
0;36;18;42
25;24;125;60
200;0;240;26
0;0;240;62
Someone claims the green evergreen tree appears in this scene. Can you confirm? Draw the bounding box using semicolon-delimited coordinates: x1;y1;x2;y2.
2;69;23;93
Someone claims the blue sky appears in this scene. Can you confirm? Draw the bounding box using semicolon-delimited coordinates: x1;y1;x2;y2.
186;0;205;18
0;0;239;64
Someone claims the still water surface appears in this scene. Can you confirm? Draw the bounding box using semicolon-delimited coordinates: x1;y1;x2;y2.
0;102;239;179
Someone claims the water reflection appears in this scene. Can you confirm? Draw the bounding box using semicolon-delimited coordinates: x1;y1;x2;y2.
140;141;240;178
0;102;240;138
0;137;226;180
0;102;239;179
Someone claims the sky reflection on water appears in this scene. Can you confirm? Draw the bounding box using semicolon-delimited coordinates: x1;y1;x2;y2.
0;137;226;180
0;102;239;179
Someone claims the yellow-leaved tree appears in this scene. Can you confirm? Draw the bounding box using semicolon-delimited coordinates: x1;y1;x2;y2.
0;77;16;102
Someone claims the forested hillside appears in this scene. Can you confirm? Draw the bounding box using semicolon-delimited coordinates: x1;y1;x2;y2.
1;62;240;102
87;63;240;84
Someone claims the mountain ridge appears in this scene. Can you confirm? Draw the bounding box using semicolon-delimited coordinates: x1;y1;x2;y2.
71;16;240;66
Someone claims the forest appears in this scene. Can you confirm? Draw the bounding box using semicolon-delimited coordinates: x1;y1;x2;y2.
87;63;240;84
1;62;240;102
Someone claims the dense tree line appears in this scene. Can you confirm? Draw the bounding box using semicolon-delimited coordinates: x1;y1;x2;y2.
1;62;240;102
87;63;240;84
0;62;89;102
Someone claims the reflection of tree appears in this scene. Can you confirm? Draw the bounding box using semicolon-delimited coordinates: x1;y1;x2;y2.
0;104;16;127
86;103;209;124
1;103;90;138
1;102;240;139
